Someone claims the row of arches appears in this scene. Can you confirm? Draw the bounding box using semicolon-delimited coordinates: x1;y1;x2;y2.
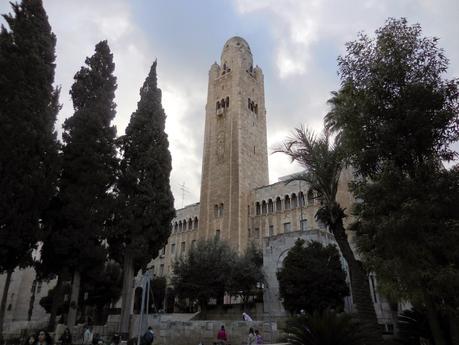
216;97;230;111
248;98;258;114
255;190;318;216
172;217;199;233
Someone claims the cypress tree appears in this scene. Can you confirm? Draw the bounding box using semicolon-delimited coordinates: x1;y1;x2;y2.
110;61;175;336
0;0;59;337
40;40;118;328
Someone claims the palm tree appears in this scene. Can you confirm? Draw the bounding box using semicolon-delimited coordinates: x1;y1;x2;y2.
274;127;383;344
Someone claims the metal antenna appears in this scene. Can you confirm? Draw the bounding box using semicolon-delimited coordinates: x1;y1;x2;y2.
179;182;190;208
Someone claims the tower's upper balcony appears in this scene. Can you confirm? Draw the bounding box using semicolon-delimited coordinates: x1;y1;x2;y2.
220;36;254;73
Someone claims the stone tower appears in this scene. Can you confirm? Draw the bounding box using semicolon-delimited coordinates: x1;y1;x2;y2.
199;36;269;250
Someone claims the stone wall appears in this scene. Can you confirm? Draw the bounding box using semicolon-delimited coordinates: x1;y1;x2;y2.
132;317;278;345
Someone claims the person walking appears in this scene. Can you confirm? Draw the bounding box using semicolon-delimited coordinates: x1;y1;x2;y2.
37;330;53;345
255;330;263;344
216;325;227;344
247;328;256;345
140;326;155;345
59;328;72;345
83;326;93;345
24;335;36;345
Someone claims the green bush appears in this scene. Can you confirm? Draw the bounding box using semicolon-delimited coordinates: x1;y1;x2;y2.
282;310;364;345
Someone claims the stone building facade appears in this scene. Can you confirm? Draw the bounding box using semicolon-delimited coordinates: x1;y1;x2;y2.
0;36;395;334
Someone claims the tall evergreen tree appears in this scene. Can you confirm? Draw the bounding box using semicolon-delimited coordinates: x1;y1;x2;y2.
40;40;118;328
325;18;459;345
109;61;175;336
0;0;59;337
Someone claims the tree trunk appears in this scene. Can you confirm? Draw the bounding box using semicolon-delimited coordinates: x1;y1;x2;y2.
0;270;13;342
48;273;65;331
332;221;384;345
67;270;81;328
119;252;134;339
449;314;459;345
426;303;447;345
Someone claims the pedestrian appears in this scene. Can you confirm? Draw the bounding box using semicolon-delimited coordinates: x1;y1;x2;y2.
216;325;227;344
247;328;256;345
109;334;120;345
242;312;253;321
59;328;72;345
255;330;263;344
24;335;36;345
37;330;53;345
140;326;155;345
83;326;93;345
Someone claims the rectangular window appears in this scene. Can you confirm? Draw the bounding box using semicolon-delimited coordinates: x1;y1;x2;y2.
181;241;186;254
283;222;291;233
300;219;308;231
216;229;221;239
269;225;274;236
171;243;176;255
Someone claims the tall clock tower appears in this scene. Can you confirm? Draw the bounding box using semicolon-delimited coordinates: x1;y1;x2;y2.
198;36;269;250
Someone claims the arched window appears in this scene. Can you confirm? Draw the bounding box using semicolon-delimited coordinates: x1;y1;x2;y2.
178;221;182;232
223;63;227;70
262;200;267;215
174;222;178;232
248;98;251;109
221;98;225;108
216;101;220;110
268;199;273;213
307;190;314;205
256;202;261;215
276;197;282;212
284;195;291;210
225;97;229;108
188;218;193;230
291;193;298;208
299;192;305;207
219;203;224;217
194;217;198;229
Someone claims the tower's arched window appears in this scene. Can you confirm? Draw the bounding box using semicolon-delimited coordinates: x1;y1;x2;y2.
291;193;298;208
174;222;178;232
214;205;219;218
250;101;254;111
194;217;199;229
188;218;193;230
284;195;291;210
223;63;227;70
221;98;225;108
178;221;182;232
256;202;261;215
218;203;224;217
307;190;314;205
225;97;229;108
262;200;267;215
299;192;305;207
216;101;220;110
268;199;274;213
276;197;282;212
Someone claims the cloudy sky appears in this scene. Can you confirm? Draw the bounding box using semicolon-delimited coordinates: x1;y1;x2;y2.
1;0;458;208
